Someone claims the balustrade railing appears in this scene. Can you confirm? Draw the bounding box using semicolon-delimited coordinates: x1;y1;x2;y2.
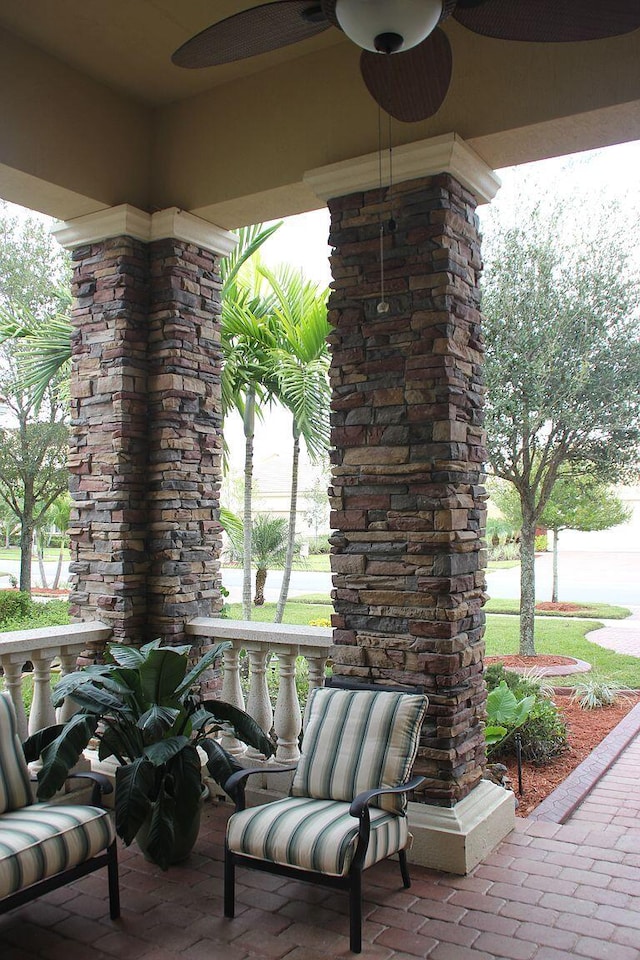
187;618;333;763
0;621;112;740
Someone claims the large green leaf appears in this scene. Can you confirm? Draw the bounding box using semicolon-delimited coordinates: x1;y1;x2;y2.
115;758;155;845
140;780;176;871
33;714;98;799
200;700;275;758
143;736;190;766
51;668;115;706
175;641;230;698
108;644;146;668
137;705;180;740
139;649;188;706
98;724;139;764
22;723;66;763
66;684;130;717
199;738;242;795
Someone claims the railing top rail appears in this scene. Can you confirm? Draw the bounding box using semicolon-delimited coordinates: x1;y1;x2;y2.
0;620;112;656
187;617;332;650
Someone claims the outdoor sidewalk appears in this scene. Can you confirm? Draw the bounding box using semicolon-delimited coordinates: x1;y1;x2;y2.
586;606;640;658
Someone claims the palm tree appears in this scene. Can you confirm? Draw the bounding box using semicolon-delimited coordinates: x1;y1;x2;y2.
221;242;282;620
259;265;330;623
250;513;288;606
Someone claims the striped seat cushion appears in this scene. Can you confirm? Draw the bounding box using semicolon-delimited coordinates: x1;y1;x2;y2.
227;796;409;877
0;694;32;814
0;804;115;899
291;688;427;814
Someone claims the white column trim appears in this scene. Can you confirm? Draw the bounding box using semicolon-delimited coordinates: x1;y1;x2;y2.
304;132;501;205
52;203;237;256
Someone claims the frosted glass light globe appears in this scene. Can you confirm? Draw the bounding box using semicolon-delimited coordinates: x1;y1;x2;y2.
335;0;443;54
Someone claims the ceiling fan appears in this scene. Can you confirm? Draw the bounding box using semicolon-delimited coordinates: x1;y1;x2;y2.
172;0;640;123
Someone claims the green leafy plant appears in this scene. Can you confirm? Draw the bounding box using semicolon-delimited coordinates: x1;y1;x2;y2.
22;640;275;870
485;680;535;750
0;588;32;624
571;674;626;710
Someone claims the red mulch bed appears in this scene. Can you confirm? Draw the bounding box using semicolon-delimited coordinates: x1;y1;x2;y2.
486;654;577;669
506;691;640;817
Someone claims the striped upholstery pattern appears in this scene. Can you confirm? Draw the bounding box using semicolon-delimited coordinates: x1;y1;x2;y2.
0;803;115;899
227;796;409;877
0;694;32;814
291;688;427;814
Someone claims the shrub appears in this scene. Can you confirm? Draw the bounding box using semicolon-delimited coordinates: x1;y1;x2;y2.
571;674;626;710
0;590;33;624
485;664;569;764
1;599;70;632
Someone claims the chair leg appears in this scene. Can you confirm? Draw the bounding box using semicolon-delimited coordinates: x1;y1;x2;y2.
398;848;411;889
107;841;121;920
349;869;362;954
224;845;235;918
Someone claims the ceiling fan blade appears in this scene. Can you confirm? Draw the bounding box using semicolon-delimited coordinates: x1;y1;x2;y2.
453;0;640;42
360;28;452;123
172;1;330;68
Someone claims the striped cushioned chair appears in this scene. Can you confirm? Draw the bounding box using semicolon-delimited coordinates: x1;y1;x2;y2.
0;693;120;920
224;683;427;953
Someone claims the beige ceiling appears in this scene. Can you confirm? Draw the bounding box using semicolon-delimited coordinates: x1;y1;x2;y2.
0;2;639;226
0;0;346;104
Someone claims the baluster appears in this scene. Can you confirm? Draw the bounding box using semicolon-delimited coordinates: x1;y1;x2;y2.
1;658;29;741
57;648;80;722
306;652;327;695
273;649;301;763
220;645;246;757
29;653;57;736
245;647;273;759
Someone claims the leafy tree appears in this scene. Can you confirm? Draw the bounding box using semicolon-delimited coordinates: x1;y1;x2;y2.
541;476;631;602
0;206;70;592
482;197;640;655
260;265;330;622
304;464;331;550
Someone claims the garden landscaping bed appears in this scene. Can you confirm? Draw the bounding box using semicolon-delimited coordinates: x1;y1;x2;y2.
505;690;640;817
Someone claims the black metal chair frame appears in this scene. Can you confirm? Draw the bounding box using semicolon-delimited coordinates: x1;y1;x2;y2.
223;679;426;953
0;772;120;921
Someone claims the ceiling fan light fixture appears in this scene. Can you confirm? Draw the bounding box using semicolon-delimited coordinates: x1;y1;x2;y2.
335;0;443;54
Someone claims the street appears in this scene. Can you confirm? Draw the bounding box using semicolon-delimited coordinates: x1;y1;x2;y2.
1;551;638;606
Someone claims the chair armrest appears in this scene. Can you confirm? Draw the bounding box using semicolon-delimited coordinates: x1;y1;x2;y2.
225;764;297;812
65;772;114;807
349;775;425;818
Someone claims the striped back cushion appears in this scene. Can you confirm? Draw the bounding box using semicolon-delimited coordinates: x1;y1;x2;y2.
291;687;427;814
0;694;32;814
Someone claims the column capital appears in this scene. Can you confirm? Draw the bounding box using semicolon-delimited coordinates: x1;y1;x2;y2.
304;132;500;205
52;203;237;257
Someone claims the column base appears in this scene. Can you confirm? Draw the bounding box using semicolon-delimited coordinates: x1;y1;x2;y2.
408;780;516;875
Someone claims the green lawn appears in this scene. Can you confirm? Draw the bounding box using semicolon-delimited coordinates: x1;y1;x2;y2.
224;602;640;689
485;599;631;619
485;615;640;688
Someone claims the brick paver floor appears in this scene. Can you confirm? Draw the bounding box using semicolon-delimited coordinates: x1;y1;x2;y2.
3;798;640;960
4;611;640;958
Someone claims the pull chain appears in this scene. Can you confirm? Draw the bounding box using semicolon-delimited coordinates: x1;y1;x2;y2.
377;108;394;315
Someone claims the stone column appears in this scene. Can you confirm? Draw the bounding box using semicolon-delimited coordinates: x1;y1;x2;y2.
306;134;514;873
54;205;235;647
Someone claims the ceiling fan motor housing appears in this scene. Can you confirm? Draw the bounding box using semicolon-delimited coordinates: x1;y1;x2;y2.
335;0;444;53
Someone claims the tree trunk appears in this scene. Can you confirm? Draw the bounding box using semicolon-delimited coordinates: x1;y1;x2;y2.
551;528;559;603
52;548;63;590
254;566;267;605
19;519;33;593
242;389;256;620
275;426;300;623
36;534;48;589
519;509;538;656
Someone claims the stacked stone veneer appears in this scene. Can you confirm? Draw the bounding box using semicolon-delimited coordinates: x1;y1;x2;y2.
68;235;223;647
327;173;487;806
